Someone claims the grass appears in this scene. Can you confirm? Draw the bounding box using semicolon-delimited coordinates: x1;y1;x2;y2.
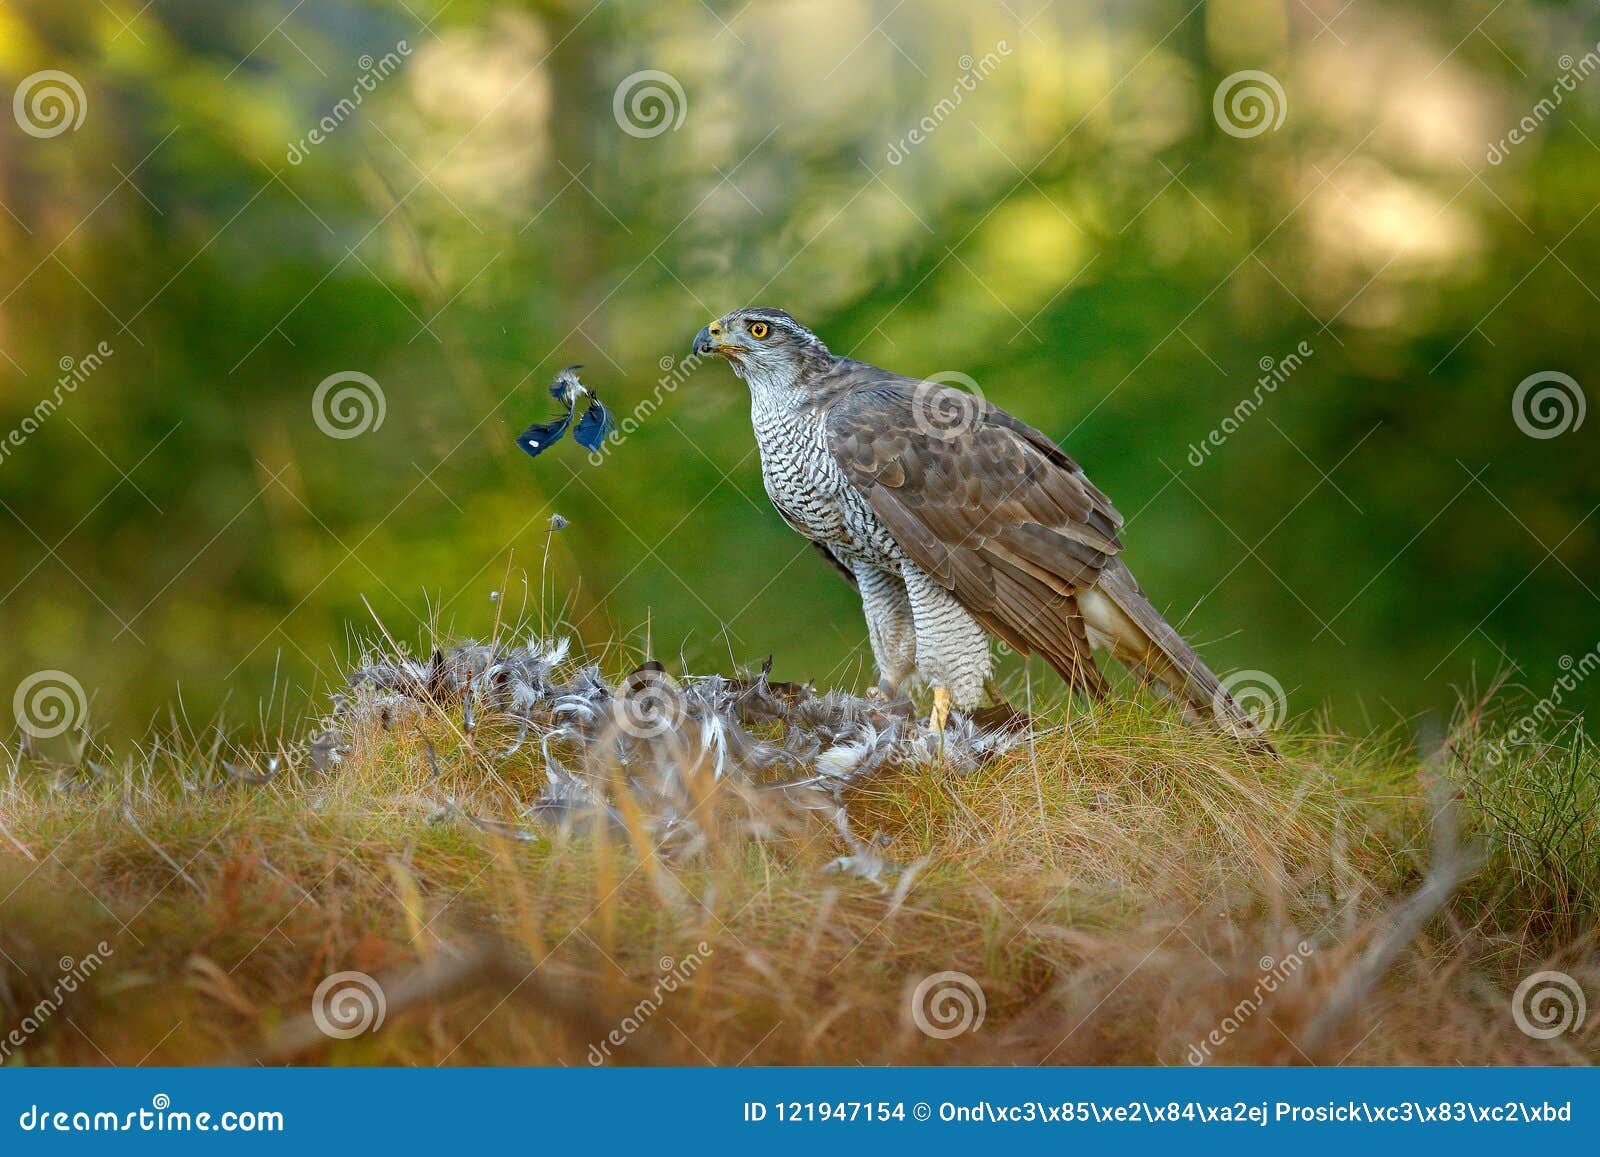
0;637;1595;1067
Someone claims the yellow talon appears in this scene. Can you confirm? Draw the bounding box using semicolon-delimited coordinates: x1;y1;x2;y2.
929;685;951;733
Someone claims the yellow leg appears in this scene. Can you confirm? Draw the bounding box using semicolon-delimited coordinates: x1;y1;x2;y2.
929;685;951;733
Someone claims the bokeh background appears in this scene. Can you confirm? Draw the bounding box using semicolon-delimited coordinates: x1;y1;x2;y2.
0;0;1596;743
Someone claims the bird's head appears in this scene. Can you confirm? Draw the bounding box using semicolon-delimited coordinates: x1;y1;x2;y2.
692;308;831;385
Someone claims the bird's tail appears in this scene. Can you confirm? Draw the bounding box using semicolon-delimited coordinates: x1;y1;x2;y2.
1080;558;1278;756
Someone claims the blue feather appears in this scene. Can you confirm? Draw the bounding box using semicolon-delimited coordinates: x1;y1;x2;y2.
572;398;614;451
516;365;611;462
515;410;572;459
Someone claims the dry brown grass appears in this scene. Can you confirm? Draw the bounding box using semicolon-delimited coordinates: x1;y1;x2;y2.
1;676;1595;1067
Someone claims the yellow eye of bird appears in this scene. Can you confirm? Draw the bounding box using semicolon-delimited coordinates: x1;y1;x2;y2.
748;321;769;339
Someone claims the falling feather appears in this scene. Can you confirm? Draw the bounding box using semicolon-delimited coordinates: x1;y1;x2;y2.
572;396;614;450
515;410;572;459
515;365;613;460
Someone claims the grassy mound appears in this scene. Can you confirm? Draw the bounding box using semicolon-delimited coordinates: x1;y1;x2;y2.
1;642;1595;1066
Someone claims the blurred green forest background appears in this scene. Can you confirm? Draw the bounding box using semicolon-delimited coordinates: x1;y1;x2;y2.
0;0;1596;743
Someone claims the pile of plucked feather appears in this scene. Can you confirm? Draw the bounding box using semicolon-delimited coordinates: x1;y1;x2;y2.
317;637;1027;873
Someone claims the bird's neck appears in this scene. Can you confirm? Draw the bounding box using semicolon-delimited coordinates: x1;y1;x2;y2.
744;365;814;421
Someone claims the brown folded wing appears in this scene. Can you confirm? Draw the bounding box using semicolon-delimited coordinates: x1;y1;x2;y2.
823;370;1125;693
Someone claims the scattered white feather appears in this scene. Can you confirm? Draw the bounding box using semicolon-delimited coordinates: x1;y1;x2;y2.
331;636;1028;860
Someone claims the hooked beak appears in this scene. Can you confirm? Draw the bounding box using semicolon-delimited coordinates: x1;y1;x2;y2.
693;321;745;360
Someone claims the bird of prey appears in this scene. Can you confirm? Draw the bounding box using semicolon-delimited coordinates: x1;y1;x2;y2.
693;307;1272;750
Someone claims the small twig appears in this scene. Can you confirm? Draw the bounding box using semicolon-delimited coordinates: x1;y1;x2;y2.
230;940;646;1064
1299;780;1483;1056
0;803;36;862
434;791;541;843
122;801;202;894
222;758;277;786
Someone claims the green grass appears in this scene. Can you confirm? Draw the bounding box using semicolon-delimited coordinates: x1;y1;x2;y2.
1;650;1595;1066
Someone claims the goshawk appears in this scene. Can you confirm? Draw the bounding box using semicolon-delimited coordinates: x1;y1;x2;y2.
693;307;1269;747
